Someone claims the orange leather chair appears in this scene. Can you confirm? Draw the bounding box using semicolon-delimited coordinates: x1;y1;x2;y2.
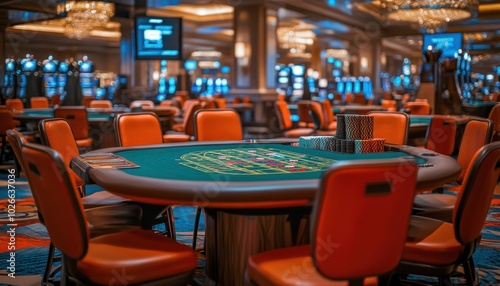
392;142;500;285
297;100;315;128
381;99;397;111
89;99;113;109
129;99;154;109
215;98;227;108
425;115;457;156
0;109;16;164
9;128;142;284
353;92;367;105
54;106;93;151
321;99;337;131
30;97;50;109
50;94;62;107
368;111;409;145
20;142;197;286
412;118;493;222
165;102;202;142
115;112;166;146
309;101;336;135
404;101;431;115
247;159;418;286
275;101;314;138
5;98;24;111
488;104;500;141
194;109;243;141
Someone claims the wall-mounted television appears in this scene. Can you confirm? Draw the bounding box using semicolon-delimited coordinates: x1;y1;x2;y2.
422;33;463;58
135;16;182;60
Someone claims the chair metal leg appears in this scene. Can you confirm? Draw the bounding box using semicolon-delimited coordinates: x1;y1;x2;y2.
165;206;176;240
43;242;56;283
192;207;202;250
463;257;476;285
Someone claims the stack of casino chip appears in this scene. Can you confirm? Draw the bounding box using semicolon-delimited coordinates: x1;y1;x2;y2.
299;136;336;151
336;114;346;140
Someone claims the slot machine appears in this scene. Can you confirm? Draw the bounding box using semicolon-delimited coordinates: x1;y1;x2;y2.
291;65;305;102
2;57;17;101
42;55;59;98
205;78;215;97
57;60;69;101
62;58;80;106
353;77;362;94
402;58;411;89
317;78;328;100
17;54;42;106
362;76;374;99
277;65;292;98
167;77;177;96
78;56;95;98
157;60;168;101
191;77;203;97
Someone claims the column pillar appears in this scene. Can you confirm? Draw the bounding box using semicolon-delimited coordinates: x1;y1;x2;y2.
232;1;280;126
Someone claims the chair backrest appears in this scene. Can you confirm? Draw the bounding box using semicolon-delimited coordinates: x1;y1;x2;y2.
453;142;500;245
38;119;81;176
368;111;409;145
6;98;24;111
50;94;62;107
89;100;113;109
309;101;327;130
312;159;418;279
194;109;243;141
182;103;202;136
21;143;89;260
129;100;154;109
425;115;457;156
321;99;335;125
30;97;50;109
0;109;15;135
381;99;397;111
275;100;293;130
353;93;366;105
54;106;89;140
215;98;227;108
456;118;493;183
297;100;313;126
405;101;431;115
415;82;435;113
115;112;164;147
487;104;500;139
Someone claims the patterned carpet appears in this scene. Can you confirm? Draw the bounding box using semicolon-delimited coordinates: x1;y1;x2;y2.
0;164;499;286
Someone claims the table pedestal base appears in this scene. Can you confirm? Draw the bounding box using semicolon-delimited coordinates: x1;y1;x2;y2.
204;207;310;286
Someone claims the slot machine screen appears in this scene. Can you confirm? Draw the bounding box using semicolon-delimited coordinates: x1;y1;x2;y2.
184;60;197;71
332;70;342;77
278;77;289;84
291;65;305;76
135;16;182;60
43;62;57;73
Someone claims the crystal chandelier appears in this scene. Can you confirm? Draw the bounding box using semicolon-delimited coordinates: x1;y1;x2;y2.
379;0;478;34
57;1;115;39
277;27;306;54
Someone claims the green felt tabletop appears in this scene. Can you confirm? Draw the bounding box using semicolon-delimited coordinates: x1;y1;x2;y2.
20;110;111;121
464;100;497;107
115;143;425;182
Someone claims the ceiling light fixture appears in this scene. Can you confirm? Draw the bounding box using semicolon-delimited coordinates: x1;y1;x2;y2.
57;1;115;39
379;0;478;34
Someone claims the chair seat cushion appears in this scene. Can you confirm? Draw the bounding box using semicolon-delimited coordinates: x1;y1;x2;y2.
76;137;93;148
163;134;190;142
171;123;184;132
248;245;377;286
402;216;464;266
284;128;315;138
78;229;197;285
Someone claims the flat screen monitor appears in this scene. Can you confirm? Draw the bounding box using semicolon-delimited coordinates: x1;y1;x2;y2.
135;16;182;60
422;33;463;58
